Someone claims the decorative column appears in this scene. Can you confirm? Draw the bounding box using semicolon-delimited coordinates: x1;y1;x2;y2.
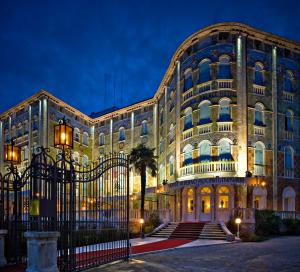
272;46;278;211
236;35;248;177
28;105;32;161
24;231;60;272
0;230;7;267
164;87;168;181
175;61;181;179
212;185;217;223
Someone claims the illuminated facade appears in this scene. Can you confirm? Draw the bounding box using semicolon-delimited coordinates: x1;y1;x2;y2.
0;22;299;222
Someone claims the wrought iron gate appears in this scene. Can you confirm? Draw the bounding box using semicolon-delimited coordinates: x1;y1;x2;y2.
0;147;130;271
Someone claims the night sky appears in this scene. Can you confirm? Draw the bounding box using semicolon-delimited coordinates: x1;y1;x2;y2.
1;0;300;115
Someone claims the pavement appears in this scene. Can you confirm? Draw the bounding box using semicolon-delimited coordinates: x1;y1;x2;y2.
88;236;300;272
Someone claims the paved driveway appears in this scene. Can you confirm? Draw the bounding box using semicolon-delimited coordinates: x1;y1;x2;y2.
89;236;300;272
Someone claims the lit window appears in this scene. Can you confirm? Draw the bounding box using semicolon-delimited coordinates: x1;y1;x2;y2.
218;98;231;121
199;141;211;162
254;142;265;165
119;127;125;141
198;59;211;84
254;103;264;126
187;189;194;213
254;62;264;85
218;186;229;209
199;101;211;125
83;132;89;145
184;107;193;130
141;121;148;136
99;133;105;146
217;55;231;79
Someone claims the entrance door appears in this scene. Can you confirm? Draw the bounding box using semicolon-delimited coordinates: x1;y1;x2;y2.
199;187;211;222
185;188;194;221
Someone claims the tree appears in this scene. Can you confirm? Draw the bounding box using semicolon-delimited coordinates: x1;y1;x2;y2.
129;144;157;238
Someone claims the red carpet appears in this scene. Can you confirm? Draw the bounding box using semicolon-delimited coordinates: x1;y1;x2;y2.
1;239;192;271
131;239;192;254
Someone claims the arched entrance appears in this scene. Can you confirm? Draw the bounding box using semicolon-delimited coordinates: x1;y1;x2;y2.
282;187;296;211
183;188;195;221
217;185;231;222
199;186;212;221
253;187;267;209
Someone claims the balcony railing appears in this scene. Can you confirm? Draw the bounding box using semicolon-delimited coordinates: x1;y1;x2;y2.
183;89;193;101
254;125;265;136
218;122;232;132
195;81;212;94
198;123;212;135
283;91;294;102
284;169;294;178
182;128;193;140
217;79;233;89
254;164;265;176
253;84;265;95
283;130;293;140
180;161;236;176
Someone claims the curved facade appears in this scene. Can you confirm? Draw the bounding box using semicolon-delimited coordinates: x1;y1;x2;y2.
1;23;300;222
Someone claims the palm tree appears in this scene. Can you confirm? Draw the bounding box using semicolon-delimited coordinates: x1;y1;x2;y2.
129;143;157;238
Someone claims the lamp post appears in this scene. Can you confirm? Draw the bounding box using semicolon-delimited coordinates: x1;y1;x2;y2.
139;218;144;239
235;217;241;239
54;117;74;150
4;138;21;165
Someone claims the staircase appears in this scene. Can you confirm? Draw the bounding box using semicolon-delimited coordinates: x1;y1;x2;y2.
199;223;227;240
169;222;205;240
150;222;178;238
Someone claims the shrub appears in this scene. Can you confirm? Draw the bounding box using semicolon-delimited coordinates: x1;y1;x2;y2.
147;212;161;228
144;225;154;234
255;210;281;236
281;219;300;235
240;233;267;242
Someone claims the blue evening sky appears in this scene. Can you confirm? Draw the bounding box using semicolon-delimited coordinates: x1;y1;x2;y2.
0;0;299;115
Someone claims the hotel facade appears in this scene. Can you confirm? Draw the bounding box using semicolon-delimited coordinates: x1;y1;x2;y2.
0;22;299;223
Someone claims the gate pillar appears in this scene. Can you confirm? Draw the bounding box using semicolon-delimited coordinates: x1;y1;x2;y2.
24;231;60;272
0;229;7;267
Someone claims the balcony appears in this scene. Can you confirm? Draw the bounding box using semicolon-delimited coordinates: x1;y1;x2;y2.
253;84;265;95
183;89;193;102
218;122;232;132
284;169;294;178
180;161;236;177
195;81;212;94
182;128;193;140
198;123;212;135
254;164;265;176
254;125;265;136
283;91;294;102
217;79;233;89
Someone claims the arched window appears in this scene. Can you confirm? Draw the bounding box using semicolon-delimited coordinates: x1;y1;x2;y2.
73;151;80;164
218;98;231;121
254;103;264;126
199;101;211;124
253;187;267;209
82;155;89;167
83;132;89;145
99;133;105;146
254;142;265;166
254;62;264;85
183;144;193;165
285;110;293;131
217;55;231;79
141;120;148;136
74;128;80;142
119;127;125;141
169;123;175;143
169;156;174;176
217;186;229;209
282;187;296;211
198;140;211;162
284;70;294;92
218;138;232;161
198;59;211;84
184;107;193;130
184;69;193;92
284;146;294;171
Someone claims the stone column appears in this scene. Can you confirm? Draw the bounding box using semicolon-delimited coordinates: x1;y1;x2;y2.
175;61;181;179
0;230;7;267
272;46;278;211
24;231;60;272
236;35;248;177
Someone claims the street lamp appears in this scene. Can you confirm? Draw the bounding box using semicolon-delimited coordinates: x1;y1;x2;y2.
54;117;74;149
139;218;144;239
235;217;241;239
4;139;21;164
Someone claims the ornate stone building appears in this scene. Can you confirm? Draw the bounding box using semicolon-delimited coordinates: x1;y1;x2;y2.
0;22;299;222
